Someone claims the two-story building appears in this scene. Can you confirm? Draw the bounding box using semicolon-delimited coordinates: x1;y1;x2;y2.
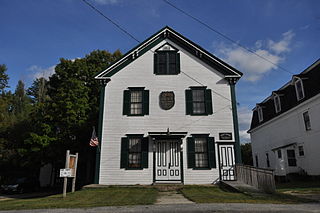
93;26;243;185
248;59;320;177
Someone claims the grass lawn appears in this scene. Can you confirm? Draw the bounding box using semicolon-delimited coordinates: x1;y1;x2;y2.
180;185;314;204
0;187;158;211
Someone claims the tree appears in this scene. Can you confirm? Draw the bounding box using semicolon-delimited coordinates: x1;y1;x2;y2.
27;77;49;103
241;143;253;166
0;64;9;93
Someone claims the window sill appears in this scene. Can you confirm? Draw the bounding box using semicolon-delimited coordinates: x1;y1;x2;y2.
192;168;212;170
189;114;209;116
126;114;146;117
124;168;144;170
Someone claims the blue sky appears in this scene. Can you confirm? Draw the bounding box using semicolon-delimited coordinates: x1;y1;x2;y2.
1;0;319;142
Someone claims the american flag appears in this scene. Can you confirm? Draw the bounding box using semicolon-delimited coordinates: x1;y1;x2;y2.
89;127;99;147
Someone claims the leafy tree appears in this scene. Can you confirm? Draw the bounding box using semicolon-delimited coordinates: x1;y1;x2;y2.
241;143;253;166
27;77;49;103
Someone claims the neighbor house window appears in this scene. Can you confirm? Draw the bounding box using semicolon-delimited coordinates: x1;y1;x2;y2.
274;94;281;113
255;155;259;168
287;150;297;167
266;153;270;167
298;146;305;156
120;136;149;169
123;88;149;116
185;88;213;115
154;44;180;75
294;78;305;101
257;106;263;122
277;150;282;159
187;135;216;169
303;111;311;131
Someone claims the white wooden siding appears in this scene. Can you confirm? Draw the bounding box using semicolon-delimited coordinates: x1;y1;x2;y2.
251;93;320;176
99;39;234;185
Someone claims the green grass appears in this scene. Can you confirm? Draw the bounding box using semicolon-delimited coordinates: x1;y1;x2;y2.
180;185;313;204
0;187;158;210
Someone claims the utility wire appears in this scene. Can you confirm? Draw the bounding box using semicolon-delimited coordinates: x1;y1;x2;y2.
162;0;295;75
80;0;234;103
81;0;140;43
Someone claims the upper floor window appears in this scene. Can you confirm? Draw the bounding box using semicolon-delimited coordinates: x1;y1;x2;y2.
298;145;305;156
154;43;180;75
273;94;281;113
123;88;149;116
303;111;311;131
257;106;263;123
294;78;305;101
185;87;213;115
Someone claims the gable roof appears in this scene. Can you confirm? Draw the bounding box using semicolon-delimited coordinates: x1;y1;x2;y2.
248;59;320;132
94;26;243;79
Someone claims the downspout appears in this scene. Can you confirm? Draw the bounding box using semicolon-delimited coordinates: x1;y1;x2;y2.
228;78;242;164
94;79;108;184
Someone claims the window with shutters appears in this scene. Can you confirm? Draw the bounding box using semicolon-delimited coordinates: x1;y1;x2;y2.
154;43;180;75
128;137;142;168
187;135;215;169
194;137;208;168
185;87;213;115
123;88;149;116
120;135;149;170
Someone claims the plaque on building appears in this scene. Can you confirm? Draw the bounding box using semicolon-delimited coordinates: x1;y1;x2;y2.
159;91;175;110
219;132;232;140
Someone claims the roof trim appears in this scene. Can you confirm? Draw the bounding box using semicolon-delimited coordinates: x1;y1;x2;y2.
94;26;242;79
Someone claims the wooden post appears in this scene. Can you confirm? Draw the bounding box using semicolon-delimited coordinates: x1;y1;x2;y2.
63;150;70;198
71;153;78;193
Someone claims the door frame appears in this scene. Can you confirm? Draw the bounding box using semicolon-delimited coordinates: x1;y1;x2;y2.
217;142;236;181
151;136;184;184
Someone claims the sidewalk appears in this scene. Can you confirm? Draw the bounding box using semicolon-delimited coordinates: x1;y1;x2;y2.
1;203;320;213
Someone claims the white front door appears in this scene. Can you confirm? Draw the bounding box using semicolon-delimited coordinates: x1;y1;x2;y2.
155;140;181;182
219;144;235;181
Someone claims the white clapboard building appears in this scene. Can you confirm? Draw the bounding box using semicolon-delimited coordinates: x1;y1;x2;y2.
248;59;320;177
93;27;243;185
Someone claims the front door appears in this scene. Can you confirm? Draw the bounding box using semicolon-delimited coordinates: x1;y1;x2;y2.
155;140;181;182
219;144;235;181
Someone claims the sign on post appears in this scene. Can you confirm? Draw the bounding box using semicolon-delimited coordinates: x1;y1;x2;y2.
61;150;78;198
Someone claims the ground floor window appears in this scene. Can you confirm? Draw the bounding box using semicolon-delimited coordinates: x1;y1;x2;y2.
287;149;297;167
298;146;304;156
266;153;270;167
194;137;209;168
128;137;142;168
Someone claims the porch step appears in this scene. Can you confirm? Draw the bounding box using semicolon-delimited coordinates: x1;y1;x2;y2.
152;184;184;192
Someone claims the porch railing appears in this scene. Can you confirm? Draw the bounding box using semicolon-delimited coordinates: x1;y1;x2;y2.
235;164;275;193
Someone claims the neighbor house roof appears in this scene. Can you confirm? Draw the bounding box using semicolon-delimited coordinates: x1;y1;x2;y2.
94;26;243;79
248;59;320;132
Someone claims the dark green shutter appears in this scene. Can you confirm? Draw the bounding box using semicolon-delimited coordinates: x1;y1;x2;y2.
123;90;130;115
185;90;193;115
143;90;149;115
154;53;158;74
141;137;149;168
120;137;129;169
208;137;216;168
176;53;180;74
187;137;195;168
205;89;213;115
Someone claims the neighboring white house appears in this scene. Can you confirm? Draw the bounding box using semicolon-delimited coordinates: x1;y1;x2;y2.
248;59;320;177
93;26;243;185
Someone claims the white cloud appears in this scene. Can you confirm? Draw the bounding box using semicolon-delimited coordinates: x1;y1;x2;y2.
267;30;294;54
93;0;119;5
28;65;55;80
237;106;252;143
213;30;295;82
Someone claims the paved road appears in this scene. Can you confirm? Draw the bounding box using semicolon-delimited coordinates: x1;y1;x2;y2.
1;203;320;213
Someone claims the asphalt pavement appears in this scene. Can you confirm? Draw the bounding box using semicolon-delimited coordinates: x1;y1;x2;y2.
1;203;320;213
